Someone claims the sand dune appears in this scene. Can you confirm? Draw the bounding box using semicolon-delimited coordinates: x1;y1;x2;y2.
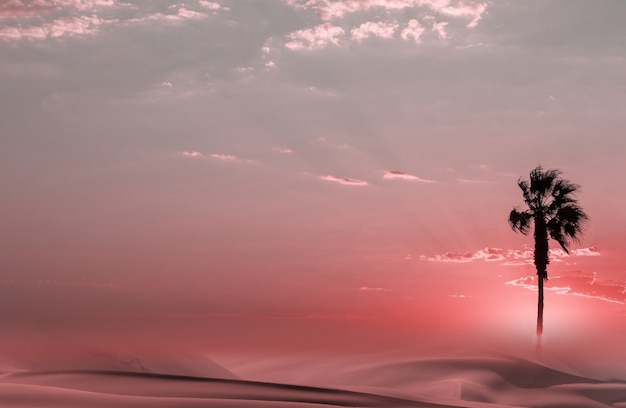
1;352;625;407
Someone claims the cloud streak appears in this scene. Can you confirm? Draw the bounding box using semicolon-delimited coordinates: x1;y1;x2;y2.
283;1;487;50
422;246;600;264
0;0;227;41
359;286;392;292
0;0;57;17
0;15;111;40
321;175;368;186
507;273;626;305
383;170;435;183
351;21;399;41
198;1;229;12
400;19;425;43
178;151;256;163
286;0;488;27
179;151;203;158
272;147;294;154
285;23;346;50
210;153;240;161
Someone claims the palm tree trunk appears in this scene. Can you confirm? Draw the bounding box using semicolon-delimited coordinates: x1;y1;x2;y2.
537;275;544;335
534;215;549;340
536;276;544;354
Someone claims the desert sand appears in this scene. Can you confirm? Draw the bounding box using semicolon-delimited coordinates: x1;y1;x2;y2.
2;349;625;407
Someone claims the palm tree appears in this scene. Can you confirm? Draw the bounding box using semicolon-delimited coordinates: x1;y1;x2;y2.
508;166;588;339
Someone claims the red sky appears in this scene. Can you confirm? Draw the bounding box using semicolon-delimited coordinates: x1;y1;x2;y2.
1;0;626;376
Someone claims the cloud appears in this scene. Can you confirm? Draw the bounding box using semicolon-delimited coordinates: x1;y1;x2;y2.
320;175;368;186
56;0;116;11
198;1;230;12
272;147;293;154
286;0;488;27
400;19;425;43
128;7;208;24
286;0;409;20
179;151;203;157
285;23;346;50
422;246;601;264
438;1;487;28
0;15;110;40
359;286;392;292
351;21;399;41
0;1;222;41
282;1;488;49
571;246;601;257
210;153;239;161
383;170;435;183
0;0;124;41
0;0;57;18
432;20;449;40
175;7;207;20
208;153;256;164
506;273;626;305
456;178;491;184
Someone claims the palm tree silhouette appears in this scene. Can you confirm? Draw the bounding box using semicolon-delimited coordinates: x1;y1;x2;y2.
508;166;587;341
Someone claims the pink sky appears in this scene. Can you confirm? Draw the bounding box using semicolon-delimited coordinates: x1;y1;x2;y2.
1;0;626;374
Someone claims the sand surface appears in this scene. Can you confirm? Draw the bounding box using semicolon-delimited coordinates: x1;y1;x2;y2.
1;351;625;407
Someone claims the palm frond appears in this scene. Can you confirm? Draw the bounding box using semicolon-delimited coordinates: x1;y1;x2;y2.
548;178;580;213
517;178;533;207
556;204;587;238
509;208;533;235
547;204;588;252
546;218;568;252
529;166;560;193
529;166;561;205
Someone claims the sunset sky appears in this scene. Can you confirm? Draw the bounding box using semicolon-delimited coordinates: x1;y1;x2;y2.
2;0;626;364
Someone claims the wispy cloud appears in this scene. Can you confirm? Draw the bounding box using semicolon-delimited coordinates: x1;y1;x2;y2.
198;1;230;12
128;7;208;24
272;147;294;154
422;246;600;264
456;178;491;184
57;0;116;11
0;15;111;40
0;0;226;41
282;1;487;49
306;86;337;97
285;23;345;50
448;293;471;298
507;273;625;304
0;0;57;17
438;1;487;28
179;151;204;157
351;21;399;41
432;20;449;40
178;151;257;163
211;153;257;164
359;286;392;292
400;19;425;43
287;0;487;25
383;170;435;183
210;153;239;161
321;175;368;186
570;247;601;257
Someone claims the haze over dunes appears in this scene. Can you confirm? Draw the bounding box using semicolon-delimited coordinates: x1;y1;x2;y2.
2;350;626;407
